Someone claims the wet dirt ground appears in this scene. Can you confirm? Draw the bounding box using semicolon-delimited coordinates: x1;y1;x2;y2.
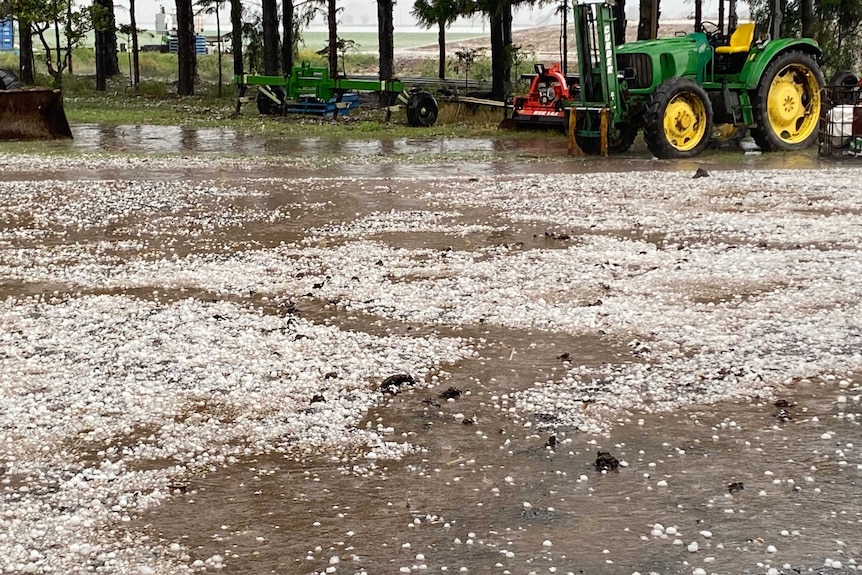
1;125;861;575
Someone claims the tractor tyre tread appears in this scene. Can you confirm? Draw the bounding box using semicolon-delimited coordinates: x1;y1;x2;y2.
642;77;713;159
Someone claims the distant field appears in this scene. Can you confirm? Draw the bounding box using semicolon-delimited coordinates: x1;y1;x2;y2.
299;30;485;53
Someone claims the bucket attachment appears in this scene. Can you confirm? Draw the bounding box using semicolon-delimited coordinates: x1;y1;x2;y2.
0;89;73;141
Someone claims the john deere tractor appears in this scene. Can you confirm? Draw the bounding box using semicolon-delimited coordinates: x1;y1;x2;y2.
570;0;824;158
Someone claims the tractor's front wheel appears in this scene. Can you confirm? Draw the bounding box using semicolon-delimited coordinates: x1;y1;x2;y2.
750;51;823;151
643;78;713;159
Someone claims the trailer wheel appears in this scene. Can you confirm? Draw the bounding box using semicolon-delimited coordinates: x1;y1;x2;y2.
643;77;713;159
0;69;22;90
406;91;438;127
750;50;823;151
257;86;285;116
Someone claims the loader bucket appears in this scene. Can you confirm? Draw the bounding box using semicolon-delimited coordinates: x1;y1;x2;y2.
0;89;73;141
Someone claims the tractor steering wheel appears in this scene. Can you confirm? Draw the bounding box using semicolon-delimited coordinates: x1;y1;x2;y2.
698;21;724;45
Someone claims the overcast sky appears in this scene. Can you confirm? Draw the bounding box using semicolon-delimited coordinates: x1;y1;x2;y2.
116;0;701;32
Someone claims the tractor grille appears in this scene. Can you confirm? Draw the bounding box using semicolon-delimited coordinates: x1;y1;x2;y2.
616;53;652;89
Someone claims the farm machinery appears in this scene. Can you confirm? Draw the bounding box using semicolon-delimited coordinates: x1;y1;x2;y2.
0;68;72;141
511;62;578;130
567;0;824;158
235;62;440;127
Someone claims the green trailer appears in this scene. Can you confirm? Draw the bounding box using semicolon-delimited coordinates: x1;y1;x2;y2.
235;62;440;127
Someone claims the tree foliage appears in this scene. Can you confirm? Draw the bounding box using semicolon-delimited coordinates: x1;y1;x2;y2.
747;0;862;74
412;0;466;80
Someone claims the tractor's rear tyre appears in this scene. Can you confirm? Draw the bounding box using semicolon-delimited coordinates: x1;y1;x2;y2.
0;69;22;90
750;51;823;151
257;86;285;116
406;91;438;127
643;78;713;159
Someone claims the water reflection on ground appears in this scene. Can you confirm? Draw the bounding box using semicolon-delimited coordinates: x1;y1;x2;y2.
63;123;827;180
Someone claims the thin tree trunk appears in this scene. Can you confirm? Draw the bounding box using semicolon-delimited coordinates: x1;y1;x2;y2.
637;0;660;40
18;18;34;84
502;0;512;87
437;20;446;80
800;0;815;37
282;0;294;74
490;9;505;99
230;0;243;77
216;7;222;96
612;0;626;45
327;0;338;78
53;17;62;86
176;0;196;95
377;0;394;81
262;0;279;75
95;20;105;90
66;0;72;74
130;0;140;88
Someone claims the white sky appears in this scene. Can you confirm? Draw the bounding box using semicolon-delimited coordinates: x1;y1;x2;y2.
114;0;702;32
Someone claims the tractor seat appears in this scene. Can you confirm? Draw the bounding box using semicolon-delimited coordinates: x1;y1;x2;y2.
715;23;755;54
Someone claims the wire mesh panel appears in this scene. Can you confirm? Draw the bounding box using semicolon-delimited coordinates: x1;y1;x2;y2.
819;81;862;158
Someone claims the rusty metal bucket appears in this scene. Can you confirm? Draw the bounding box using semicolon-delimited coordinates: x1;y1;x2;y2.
0;88;73;140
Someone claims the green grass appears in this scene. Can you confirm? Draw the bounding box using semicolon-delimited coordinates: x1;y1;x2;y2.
59;90;563;143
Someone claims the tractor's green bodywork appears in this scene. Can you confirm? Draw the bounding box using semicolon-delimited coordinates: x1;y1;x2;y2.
570;0;824;156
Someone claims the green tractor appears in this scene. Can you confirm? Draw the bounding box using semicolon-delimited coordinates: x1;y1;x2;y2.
570;0;824;158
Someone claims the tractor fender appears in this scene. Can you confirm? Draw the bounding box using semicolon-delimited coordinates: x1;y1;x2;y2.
740;38;821;91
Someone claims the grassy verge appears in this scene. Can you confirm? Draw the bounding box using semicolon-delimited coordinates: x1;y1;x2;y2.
60;88;565;141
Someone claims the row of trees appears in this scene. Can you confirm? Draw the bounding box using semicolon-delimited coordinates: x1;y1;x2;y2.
2;0;860;99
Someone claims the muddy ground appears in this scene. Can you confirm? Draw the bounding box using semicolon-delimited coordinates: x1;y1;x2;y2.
1;129;861;575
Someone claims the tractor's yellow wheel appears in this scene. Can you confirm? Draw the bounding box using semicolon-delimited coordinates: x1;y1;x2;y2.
644;77;713;159
663;92;709;152
752;51;824;151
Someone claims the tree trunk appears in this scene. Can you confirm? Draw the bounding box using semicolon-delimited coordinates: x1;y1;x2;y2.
282;0;294;74
230;0;243;76
262;0;279;75
216;8;222;96
66;0;73;74
490;9;505;100
637;0;660;40
502;0;512;87
800;0;815;37
612;0;626;45
130;0;140;88
98;0;120;75
437;20;446;80
377;0;394;81
327;0;338;78
176;0;196;95
18;19;34;85
95;21;106;90
694;0;702;35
